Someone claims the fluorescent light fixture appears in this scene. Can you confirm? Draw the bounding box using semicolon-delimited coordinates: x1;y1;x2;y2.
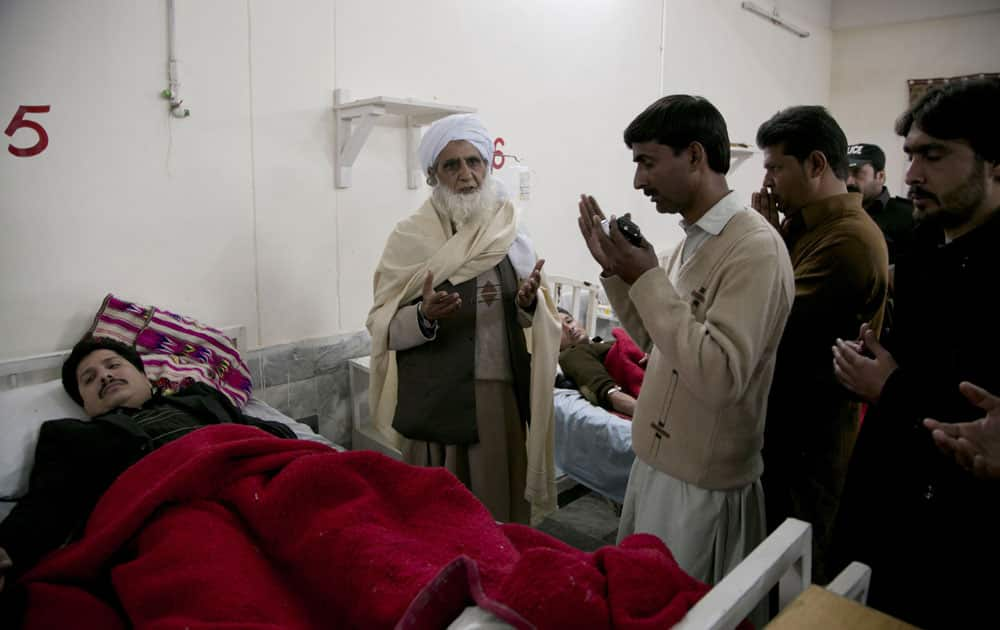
741;1;810;38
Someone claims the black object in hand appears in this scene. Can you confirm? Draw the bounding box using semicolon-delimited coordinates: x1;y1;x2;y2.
601;215;644;247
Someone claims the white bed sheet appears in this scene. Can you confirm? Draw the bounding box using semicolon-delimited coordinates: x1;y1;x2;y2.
243;398;342;450
553;388;634;503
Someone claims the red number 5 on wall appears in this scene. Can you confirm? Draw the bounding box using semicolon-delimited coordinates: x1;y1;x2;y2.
6;105;51;157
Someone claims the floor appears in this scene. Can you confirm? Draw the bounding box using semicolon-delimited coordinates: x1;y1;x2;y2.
534;484;622;552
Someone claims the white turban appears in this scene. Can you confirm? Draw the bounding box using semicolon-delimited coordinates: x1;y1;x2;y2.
418;113;493;174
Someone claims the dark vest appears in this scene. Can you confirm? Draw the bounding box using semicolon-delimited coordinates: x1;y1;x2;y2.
393;257;531;444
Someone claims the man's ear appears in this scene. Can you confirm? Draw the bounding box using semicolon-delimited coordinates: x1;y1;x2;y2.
875;169;886;186
807;150;828;179
688;141;705;170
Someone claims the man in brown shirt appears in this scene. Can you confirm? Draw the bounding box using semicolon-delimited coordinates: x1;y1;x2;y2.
752;106;889;582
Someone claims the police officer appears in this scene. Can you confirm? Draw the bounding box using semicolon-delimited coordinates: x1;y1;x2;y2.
846;143;915;264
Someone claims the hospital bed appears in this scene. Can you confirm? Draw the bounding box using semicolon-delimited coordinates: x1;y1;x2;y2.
551;275;635;503
1;336;873;628
445;517;873;629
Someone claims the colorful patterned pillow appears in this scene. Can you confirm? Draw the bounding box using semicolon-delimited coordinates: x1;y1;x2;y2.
89;294;253;408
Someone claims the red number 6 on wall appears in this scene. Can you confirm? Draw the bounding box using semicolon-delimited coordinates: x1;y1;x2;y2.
5;105;51;157
492;137;505;170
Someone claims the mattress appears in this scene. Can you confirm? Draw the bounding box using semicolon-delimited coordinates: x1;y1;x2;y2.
552;388;634;503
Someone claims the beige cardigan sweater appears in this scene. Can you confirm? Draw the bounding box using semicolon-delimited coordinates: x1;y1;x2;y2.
603;207;794;490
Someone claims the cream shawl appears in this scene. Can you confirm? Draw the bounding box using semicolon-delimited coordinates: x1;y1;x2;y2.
366;198;561;515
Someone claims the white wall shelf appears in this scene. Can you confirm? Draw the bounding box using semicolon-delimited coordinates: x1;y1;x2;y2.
333;89;476;189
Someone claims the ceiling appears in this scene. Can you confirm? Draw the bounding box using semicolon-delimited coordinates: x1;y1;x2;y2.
831;0;1000;30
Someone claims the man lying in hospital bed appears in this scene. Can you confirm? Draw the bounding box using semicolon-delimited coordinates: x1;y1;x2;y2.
0;336;309;604
557;307;645;418
0;335;730;628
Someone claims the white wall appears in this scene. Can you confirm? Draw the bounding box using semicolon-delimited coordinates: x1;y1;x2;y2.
659;0;833;236
248;0;340;351
332;0;664;331
0;0;259;359
830;10;1000;194
0;0;834;360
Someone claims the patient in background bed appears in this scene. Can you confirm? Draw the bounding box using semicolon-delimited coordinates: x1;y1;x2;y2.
556;308;645;418
0;335;295;600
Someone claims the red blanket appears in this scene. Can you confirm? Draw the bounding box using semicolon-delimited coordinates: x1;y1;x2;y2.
19;425;714;629
604;327;646;398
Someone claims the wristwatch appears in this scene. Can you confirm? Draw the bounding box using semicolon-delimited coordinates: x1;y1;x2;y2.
416;302;437;335
606;385;623;397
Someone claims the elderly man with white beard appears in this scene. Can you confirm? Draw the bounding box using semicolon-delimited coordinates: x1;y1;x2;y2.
366;114;561;523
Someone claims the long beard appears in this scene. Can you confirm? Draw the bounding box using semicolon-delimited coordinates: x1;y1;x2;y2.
432;177;502;230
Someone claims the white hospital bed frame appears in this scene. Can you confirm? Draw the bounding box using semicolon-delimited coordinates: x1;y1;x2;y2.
677;518;871;628
550;275;605;338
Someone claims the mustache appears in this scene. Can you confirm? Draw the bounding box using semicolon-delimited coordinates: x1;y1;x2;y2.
908;186;938;203
846;184;860;193
100;379;127;397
